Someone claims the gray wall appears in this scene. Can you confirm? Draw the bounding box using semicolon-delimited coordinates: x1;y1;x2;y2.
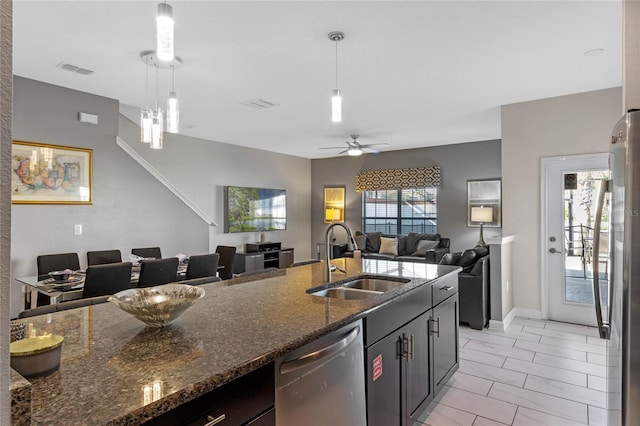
501;87;622;315
118;115;312;259
9;76;312;318
310;140;502;253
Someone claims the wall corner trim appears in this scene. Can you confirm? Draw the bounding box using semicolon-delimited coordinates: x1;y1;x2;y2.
115;136;217;227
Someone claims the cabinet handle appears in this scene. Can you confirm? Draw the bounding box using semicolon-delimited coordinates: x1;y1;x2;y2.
408;334;414;360
398;336;410;358
205;414;226;426
431;317;441;337
439;286;454;291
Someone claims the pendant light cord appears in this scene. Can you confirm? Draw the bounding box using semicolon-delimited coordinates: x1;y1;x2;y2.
335;39;339;88
171;61;175;91
155;66;159;109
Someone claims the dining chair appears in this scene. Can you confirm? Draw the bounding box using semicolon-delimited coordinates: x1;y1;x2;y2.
215;246;236;280
137;257;179;288
185;253;220;280
37;253;80;280
87;249;122;266
83;262;133;298
131;247;162;259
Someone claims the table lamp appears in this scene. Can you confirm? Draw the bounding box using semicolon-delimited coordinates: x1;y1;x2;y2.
325;208;342;242
471;206;493;246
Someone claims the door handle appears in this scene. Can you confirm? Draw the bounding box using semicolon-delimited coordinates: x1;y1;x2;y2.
549;248;562;254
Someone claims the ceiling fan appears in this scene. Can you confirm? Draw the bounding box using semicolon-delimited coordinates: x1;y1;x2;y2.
320;134;389;156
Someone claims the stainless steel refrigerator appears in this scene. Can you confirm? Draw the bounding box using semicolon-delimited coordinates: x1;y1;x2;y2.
593;108;640;426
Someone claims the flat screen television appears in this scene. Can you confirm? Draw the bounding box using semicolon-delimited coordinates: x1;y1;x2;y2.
224;186;287;233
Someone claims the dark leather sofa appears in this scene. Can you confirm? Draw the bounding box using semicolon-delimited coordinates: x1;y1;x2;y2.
440;246;490;330
342;231;450;264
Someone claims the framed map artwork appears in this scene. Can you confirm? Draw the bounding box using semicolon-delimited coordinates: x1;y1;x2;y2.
11;140;93;205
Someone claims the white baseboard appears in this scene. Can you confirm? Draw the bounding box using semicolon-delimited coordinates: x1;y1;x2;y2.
488;307;543;331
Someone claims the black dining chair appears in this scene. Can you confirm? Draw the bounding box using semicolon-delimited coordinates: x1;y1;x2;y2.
83;262;133;298
131;247;162;259
37;253;81;280
215;246;236;280
137;257;179;288
87;249;122;266
185;253;220;280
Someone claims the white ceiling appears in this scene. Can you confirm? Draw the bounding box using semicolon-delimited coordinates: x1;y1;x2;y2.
13;1;622;159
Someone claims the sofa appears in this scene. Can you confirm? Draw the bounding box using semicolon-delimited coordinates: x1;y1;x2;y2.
342;231;450;264
439;245;490;330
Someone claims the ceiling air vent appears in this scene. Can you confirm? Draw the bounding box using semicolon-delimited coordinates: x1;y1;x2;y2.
240;98;280;110
57;62;94;76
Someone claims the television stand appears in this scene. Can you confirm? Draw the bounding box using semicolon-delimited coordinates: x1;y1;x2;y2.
233;242;294;274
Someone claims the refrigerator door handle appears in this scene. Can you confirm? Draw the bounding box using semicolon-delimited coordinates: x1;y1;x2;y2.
593;178;610;339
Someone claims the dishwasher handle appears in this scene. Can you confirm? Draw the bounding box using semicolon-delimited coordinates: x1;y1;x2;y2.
279;326;360;375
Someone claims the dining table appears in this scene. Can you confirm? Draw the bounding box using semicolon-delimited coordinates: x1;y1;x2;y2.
17;264;191;309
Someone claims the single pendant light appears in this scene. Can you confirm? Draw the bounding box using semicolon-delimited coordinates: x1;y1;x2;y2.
166;62;179;133
329;31;344;123
150;68;164;149
156;1;174;61
140;64;152;143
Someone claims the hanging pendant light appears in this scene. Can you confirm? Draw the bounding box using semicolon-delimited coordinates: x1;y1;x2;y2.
150;67;164;149
156;1;174;61
140;65;152;143
329;31;344;123
166;62;179;133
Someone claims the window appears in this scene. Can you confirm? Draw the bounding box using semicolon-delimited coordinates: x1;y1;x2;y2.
362;188;437;234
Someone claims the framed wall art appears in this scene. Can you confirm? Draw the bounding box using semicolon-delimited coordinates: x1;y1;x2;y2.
11;140;93;205
467;179;501;227
324;186;345;223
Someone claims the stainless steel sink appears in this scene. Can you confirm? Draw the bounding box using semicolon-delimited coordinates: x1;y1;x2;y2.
342;278;410;292
310;287;382;300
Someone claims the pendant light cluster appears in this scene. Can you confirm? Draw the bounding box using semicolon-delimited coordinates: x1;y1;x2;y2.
140;1;180;149
329;31;344;123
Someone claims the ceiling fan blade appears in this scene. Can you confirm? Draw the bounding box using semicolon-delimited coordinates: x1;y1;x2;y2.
337;149;349;154
360;143;390;148
364;148;381;154
319;146;349;150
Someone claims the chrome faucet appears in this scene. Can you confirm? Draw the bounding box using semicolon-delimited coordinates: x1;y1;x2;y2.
325;223;358;283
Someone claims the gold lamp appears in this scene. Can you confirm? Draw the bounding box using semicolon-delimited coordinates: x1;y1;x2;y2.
325;208;342;243
471;206;493;246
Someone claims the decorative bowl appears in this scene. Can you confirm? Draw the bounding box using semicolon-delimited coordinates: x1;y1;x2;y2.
10;334;64;378
108;284;205;327
49;269;73;281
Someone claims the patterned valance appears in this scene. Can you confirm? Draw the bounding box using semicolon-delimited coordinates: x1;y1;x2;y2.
355;166;441;192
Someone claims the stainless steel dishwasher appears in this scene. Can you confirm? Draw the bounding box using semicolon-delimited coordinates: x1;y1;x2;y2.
275;319;366;426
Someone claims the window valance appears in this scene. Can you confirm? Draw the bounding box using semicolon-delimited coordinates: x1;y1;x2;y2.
355;166;441;192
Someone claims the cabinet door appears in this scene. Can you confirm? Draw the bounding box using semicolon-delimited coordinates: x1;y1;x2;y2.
404;310;432;419
248;254;264;272
366;332;403;426
433;294;459;394
278;249;294;269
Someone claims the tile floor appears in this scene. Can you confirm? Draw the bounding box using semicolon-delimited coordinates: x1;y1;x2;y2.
416;317;609;426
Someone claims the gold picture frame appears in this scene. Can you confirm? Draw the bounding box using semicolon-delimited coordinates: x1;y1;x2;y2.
324;186;346;223
11;140;93;205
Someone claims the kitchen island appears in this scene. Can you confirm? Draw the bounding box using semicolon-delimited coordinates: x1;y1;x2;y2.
11;258;460;425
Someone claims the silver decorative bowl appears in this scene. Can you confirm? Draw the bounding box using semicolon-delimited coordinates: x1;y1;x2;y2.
108;284;205;327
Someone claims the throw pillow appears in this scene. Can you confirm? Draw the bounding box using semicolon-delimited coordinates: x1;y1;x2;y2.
411;239;440;256
365;232;383;253
379;237;399;256
406;232;441;254
354;234;367;252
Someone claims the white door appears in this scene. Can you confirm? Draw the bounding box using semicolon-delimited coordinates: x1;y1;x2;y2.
542;154;608;326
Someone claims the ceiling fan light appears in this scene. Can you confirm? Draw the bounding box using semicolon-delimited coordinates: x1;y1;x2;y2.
348;147;362;156
331;88;342;122
156;2;174;61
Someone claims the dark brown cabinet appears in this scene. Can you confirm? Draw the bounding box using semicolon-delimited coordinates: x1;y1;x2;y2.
233;243;294;274
364;272;459;426
144;363;274;426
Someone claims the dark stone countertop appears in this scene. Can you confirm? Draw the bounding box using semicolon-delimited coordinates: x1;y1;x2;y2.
12;258;460;425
